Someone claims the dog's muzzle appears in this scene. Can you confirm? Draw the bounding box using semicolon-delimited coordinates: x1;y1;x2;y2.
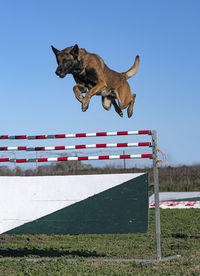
55;63;74;78
55;68;66;78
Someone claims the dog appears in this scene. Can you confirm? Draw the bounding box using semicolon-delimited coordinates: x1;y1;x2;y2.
51;44;139;118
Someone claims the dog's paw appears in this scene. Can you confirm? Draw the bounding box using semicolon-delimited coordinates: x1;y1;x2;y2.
82;106;88;112
119;111;123;117
82;100;89;112
127;110;133;118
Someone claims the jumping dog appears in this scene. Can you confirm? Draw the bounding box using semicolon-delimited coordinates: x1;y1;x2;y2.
51;44;139;118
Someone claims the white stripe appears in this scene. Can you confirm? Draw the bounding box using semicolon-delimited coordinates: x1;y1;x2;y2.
7;147;18;151
107;143;117;147
127;131;139;135
85;133;96;137
109;155;121;159
85;144;97;148
127;143;138;147
106;132;117;136
65;134;76;138
46;157;58;162
88;156;98;160
130;154;142;158
67;157;78;161
44;147;54;151
65;145;76;149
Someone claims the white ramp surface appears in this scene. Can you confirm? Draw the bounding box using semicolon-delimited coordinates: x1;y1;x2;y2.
0;173;143;234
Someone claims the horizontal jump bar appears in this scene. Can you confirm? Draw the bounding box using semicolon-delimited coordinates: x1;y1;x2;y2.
0;142;151;151
0;154;153;163
0;130;151;140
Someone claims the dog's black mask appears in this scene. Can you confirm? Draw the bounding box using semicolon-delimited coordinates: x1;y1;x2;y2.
51;44;79;78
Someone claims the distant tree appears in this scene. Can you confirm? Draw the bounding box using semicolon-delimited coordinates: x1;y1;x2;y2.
0;166;11;176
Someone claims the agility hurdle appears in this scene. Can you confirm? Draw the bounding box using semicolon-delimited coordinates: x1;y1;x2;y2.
0;130;152;163
0;129;171;261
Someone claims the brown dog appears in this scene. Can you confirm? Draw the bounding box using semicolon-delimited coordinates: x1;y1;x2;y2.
51;44;139;118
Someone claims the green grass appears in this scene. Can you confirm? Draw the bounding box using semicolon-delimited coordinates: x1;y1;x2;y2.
0;209;200;275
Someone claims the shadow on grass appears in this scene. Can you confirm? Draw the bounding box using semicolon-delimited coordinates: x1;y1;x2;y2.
0;248;106;258
172;233;200;239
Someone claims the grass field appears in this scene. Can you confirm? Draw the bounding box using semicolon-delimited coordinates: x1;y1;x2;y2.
0;209;199;276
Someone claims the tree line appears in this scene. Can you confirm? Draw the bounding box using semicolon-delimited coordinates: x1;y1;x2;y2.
0;162;199;192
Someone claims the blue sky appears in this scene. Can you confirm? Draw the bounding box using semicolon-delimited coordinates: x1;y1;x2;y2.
0;0;200;167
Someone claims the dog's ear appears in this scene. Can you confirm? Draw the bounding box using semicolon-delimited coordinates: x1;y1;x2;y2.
70;44;79;59
51;45;59;56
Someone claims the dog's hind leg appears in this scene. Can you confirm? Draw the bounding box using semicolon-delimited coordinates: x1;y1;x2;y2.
111;98;123;117
73;84;87;103
127;93;136;118
102;96;123;117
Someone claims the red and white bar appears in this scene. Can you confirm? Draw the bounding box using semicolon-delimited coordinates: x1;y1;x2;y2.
0;154;153;163
150;201;200;209
0;142;151;152
0;130;151;140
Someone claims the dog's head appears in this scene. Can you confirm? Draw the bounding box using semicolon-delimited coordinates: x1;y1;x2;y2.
51;44;79;78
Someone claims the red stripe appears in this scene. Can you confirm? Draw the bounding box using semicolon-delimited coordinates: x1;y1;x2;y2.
16;159;27;163
138;142;151;147
0;136;9;139
15;135;27;139
138;130;151;135
117;131;128;135
57;157;68;161
36;158;48;162
0;158;10;162
78;156;89;160
120;154;131;159
35;147;45;151
0;147;8;151
99;155;110;159
55;134;66;138
37;158;48;162
76;133;86;137
96;132;107;136
117;143;128;147
18;146;27;150
141;154;152;158
36;135;46;139
75;145;86;149
96;144;107;148
55;146;66;150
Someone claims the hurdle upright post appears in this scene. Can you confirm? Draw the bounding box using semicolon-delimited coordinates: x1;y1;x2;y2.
151;130;162;261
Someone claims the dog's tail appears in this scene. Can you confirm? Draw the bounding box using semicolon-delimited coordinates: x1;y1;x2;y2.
123;55;140;79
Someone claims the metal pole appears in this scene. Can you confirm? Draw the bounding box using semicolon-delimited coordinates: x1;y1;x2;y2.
151;130;162;260
123;150;126;169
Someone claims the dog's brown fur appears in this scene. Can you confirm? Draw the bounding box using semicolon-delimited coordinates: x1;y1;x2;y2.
51;44;139;118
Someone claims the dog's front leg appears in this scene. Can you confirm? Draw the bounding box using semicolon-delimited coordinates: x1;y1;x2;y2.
73;84;87;103
82;81;106;112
